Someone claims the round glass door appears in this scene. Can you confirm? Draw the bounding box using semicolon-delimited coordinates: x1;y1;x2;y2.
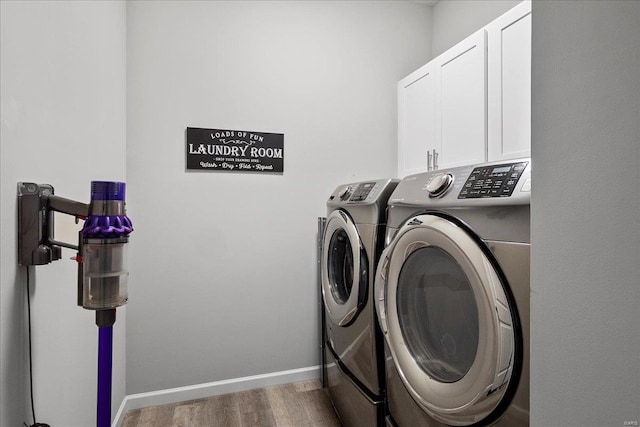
327;227;354;304
379;214;519;426
397;246;479;384
322;209;368;326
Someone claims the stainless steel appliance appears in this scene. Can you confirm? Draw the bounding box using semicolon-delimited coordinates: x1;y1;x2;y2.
375;159;531;426
322;179;399;427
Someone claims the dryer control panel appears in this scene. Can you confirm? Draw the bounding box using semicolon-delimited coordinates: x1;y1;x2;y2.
327;178;400;224
348;182;376;202
329;181;384;202
328;179;399;206
330;181;380;203
459;161;529;199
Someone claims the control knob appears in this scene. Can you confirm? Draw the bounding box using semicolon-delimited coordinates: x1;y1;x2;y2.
427;173;454;198
338;185;353;201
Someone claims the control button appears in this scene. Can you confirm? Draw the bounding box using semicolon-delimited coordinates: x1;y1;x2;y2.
426;173;454;198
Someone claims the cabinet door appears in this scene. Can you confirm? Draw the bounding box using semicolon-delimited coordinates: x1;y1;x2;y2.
398;62;436;178
487;0;532;161
435;29;487;169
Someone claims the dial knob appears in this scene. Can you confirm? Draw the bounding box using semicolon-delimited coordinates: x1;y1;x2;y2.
426;173;454;198
338;185;353;201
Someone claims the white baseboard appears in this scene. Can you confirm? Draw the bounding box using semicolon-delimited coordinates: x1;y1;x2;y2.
112;365;321;427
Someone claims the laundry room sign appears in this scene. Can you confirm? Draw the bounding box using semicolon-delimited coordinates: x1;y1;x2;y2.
186;127;284;173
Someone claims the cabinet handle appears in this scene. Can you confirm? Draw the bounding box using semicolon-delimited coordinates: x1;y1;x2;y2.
433;149;439;170
427;150;433;171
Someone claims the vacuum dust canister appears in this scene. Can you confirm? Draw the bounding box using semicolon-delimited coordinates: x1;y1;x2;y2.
79;181;133;310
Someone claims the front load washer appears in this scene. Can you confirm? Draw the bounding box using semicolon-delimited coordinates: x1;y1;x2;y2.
375;159;531;427
322;178;399;427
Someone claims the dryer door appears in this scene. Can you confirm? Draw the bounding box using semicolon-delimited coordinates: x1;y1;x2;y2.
376;213;521;426
322;209;368;326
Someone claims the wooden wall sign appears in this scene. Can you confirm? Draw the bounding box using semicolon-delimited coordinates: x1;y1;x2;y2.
186;127;284;173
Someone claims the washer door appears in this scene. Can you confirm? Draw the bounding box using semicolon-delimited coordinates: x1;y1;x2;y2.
322;209;368;326
375;214;520;426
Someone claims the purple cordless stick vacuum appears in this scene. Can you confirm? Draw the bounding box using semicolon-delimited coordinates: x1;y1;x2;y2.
79;181;133;427
16;179;133;427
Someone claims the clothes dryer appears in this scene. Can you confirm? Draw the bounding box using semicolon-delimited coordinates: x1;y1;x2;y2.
322;179;399;427
375;160;531;427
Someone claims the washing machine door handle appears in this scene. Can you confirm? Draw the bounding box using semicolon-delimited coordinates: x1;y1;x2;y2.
375;217;427;344
374;244;392;342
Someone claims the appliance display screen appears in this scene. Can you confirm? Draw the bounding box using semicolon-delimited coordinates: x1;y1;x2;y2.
491;166;511;174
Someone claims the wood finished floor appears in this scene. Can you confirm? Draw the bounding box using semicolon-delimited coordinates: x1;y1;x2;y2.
120;379;342;427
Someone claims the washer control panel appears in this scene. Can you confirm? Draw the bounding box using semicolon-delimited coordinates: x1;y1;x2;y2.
459;161;529;199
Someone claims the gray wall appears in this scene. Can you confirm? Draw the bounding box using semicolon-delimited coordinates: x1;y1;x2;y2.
431;0;522;57
531;1;640;426
0;1;127;425
125;0;431;394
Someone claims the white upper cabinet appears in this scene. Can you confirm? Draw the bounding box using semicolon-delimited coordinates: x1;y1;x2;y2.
397;30;486;177
435;29;487;170
397;1;531;178
398;62;436;177
487;0;532;161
